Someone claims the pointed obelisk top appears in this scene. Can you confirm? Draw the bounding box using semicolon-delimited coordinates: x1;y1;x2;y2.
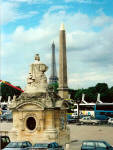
60;23;65;30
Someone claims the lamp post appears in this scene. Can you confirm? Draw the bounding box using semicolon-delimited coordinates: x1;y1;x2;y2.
76;99;81;123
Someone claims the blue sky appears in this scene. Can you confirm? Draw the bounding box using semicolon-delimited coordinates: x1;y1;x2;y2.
1;0;113;90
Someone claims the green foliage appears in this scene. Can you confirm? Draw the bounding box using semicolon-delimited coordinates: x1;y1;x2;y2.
0;81;22;102
68;89;77;99
75;89;85;101
48;82;58;93
95;83;108;93
74;83;113;103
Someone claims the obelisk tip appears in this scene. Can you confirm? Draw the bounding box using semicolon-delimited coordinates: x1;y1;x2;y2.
60;23;65;30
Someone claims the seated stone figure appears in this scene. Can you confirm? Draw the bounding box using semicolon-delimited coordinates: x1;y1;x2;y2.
24;54;48;94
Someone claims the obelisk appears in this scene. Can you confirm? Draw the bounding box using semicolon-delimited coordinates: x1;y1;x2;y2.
58;24;68;99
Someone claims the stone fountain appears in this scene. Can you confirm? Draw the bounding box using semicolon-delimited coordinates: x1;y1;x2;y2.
9;54;70;147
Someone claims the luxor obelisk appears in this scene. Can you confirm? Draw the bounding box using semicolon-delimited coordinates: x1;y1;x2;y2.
58;24;69;99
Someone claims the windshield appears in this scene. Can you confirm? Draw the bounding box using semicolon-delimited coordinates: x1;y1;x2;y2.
34;143;48;148
6;142;25;148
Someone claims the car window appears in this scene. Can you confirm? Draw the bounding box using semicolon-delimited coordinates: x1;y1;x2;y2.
87;142;95;147
83;142;95;147
96;142;107;148
7;142;18;148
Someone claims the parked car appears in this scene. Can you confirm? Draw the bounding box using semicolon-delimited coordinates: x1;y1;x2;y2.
67;117;76;123
108;118;113;125
81;140;113;150
1;111;13;122
3;141;32;150
30;142;64;150
80;116;100;125
1;136;10;149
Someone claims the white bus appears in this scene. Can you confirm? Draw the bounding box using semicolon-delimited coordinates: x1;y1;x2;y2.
72;103;95;118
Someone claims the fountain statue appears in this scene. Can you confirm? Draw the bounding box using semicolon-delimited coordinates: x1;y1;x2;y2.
24;54;48;94
9;54;70;147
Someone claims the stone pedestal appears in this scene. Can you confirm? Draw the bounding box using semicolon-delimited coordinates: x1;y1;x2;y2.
9;92;70;146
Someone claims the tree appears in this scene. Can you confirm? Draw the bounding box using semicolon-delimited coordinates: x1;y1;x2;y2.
0;81;22;102
75;89;85;101
74;83;113;103
95;83;108;93
68;89;77;100
85;87;97;103
48;82;58;93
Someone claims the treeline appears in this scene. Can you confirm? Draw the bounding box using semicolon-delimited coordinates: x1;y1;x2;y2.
1;81;113;103
69;83;113;103
0;81;22;102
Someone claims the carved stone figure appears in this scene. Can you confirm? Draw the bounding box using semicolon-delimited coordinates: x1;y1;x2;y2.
24;54;48;94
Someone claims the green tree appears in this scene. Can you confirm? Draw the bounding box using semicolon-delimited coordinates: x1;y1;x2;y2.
109;86;113;103
48;82;58;93
75;89;85;101
85;87;97;103
95;83;108;93
0;81;22;102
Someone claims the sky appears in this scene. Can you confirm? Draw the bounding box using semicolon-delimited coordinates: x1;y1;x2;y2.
1;0;113;90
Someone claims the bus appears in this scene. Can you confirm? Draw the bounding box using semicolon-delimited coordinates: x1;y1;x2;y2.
94;103;113;120
67;104;77;120
73;103;95;118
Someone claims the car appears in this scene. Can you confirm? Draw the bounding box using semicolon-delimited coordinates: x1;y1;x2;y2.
81;140;113;150
80;116;100;125
3;141;32;150
1;136;10;149
30;142;64;150
108;118;113;125
1;111;13;122
67;118;76;123
50;142;64;150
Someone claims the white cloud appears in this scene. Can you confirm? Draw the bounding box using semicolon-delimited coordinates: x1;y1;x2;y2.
69;71;113;89
1;9;113;89
48;5;68;13
7;0;51;4
65;0;100;4
93;14;113;26
1;1;38;24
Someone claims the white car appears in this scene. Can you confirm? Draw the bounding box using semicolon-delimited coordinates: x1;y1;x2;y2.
80;116;100;125
108;118;113;125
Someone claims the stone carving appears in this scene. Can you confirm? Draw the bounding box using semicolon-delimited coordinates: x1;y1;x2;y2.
24;54;48;94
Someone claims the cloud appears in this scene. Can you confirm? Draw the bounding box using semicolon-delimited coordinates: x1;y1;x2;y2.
69;71;113;89
65;0;102;4
7;0;51;4
1;8;113;89
1;1;38;24
93;14;113;26
48;5;68;13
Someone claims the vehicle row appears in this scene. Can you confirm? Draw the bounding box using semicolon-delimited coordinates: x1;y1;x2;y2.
1;136;64;150
67;115;113;125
